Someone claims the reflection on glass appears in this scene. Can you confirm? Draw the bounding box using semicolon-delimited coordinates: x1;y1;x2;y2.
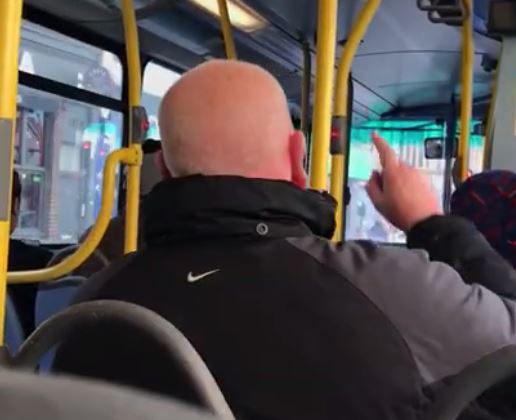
19;21;122;99
12;85;122;244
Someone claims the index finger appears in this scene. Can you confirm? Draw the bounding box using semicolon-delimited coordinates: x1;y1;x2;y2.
372;133;398;169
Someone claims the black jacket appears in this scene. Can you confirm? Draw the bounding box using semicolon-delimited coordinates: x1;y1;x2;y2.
54;176;516;420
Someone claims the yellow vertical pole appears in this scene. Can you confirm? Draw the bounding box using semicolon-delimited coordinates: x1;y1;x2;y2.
121;0;143;254
330;0;381;242
0;0;23;343
309;0;338;190
458;0;474;181
217;0;238;60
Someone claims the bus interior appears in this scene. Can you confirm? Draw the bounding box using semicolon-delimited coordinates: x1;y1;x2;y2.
2;0;516;419
14;0;503;247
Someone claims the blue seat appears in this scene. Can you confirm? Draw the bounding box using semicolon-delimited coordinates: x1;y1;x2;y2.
5;293;25;355
35;276;84;371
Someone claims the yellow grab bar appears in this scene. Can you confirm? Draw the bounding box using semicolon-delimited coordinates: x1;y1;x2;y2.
217;0;237;60
458;0;474;182
121;0;143;254
8;148;140;284
330;0;381;242
122;0;142;112
125;151;142;253
0;0;23;343
309;0;338;190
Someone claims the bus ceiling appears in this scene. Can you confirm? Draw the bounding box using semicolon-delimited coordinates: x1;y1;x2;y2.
24;0;500;122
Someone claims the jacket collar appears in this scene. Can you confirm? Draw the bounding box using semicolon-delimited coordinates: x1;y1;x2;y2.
143;175;336;245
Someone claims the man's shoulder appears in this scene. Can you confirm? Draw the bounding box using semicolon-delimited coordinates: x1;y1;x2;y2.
286;235;435;281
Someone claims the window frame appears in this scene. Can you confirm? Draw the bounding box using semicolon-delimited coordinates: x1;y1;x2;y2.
142;57;185;81
141;59;184;141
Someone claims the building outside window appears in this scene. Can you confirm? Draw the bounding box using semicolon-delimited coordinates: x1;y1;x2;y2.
12;22;123;244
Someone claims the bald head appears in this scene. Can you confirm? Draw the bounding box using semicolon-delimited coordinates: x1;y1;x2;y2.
158;60;306;186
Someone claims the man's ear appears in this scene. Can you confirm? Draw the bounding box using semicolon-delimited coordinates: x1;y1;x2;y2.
289;130;308;189
154;149;171;179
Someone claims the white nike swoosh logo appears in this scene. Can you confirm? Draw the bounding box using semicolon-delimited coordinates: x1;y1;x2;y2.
187;269;220;283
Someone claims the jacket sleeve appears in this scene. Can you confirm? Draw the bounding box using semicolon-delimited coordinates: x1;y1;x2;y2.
343;243;516;385
287;237;516;387
406;215;516;300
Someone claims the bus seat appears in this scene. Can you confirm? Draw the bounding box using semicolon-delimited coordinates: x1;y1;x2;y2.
422;346;516;420
47;245;109;277
0;369;218;420
35;276;85;372
35;276;85;327
12;300;234;419
5;293;25;355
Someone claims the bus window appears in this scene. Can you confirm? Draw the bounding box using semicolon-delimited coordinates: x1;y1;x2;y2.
12;22;124;245
468;135;485;174
12;86;122;245
345;121;446;243
20;21;122;99
142;62;181;140
458;122;485;175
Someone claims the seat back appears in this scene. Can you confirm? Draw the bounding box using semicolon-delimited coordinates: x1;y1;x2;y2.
35;276;85;327
0;369;219;420
422;346;516;420
35;276;85;371
5;293;25;354
12;300;234;419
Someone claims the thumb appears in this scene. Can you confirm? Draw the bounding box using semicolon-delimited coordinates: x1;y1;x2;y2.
366;170;385;210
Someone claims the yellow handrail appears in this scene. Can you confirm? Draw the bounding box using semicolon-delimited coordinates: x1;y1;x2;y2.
217;0;237;60
8;148;140;284
121;0;143;254
0;0;23;343
309;0;338;190
458;0;474;182
330;0;381;242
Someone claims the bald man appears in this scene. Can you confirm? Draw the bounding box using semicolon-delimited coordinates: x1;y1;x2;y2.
54;61;516;420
